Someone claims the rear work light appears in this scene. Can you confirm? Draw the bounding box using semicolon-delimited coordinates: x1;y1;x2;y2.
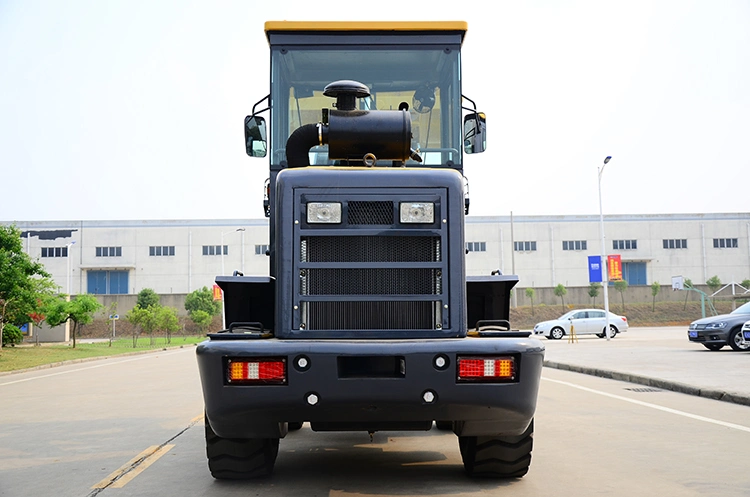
457;356;517;383
227;358;287;384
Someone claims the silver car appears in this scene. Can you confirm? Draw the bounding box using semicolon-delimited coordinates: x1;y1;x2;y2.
533;309;629;340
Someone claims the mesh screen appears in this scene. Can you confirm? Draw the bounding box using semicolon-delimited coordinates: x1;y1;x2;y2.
347;201;394;225
304;268;438;295
306;301;435;330
302;236;440;263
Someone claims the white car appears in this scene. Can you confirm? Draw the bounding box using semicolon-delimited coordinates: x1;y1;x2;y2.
533;309;629;340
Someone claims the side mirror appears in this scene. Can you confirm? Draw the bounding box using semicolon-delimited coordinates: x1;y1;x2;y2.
463;112;487;154
244;115;268;157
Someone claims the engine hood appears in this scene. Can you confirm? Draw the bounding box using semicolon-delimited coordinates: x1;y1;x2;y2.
690;313;750;326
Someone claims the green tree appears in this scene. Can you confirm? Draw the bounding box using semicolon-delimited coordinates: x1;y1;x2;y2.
553;284;567;312
136;288;160;309
525;287;536;315
651;281;661;311
126;306;152;347
0;225;57;350
2;323;23;347
189;309;213;335
44;294;103;348
742;279;750;290
155;306;181;344
705;275;722;295
185;286;221;318
125;305;161;348
614;280;629;313
588;282;601;307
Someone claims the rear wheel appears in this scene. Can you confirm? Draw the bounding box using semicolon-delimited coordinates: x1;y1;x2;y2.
703;343;724;351
728;328;750;351
435;421;453;431
205;420;279;479
597;325;618;338
459;421;533;478
550;327;564;340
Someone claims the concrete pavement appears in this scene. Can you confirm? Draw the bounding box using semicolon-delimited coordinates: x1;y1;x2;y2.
539;326;750;406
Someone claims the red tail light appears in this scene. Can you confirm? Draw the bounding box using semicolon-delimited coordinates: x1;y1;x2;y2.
227;358;287;384
457;356;516;382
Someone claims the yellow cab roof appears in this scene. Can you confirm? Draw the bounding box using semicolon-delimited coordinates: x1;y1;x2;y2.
264;21;467;42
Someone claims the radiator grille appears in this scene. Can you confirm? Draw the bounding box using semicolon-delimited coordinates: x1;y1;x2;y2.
296;194;446;332
305;301;436;330
347;201;393;225
304;268;439;295
302;236;440;263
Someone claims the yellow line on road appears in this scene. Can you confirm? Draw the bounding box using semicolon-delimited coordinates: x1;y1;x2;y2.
111;444;174;488
91;444;174;489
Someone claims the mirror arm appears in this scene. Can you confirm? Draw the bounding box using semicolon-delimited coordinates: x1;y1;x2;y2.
461;94;477;112
251;94;271;116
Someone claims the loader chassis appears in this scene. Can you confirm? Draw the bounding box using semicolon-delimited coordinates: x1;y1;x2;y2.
196;21;544;480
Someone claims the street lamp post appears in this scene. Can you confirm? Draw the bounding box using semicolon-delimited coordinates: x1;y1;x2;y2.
220;228;245;329
66;241;76;296
598;156;612;341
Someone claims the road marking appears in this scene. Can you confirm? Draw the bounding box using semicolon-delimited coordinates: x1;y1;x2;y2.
110;444;174;488
543;376;750;433
91;444;174;489
0;349;190;387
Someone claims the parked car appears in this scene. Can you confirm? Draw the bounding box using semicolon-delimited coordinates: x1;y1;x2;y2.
533;309;629;340
687;301;750;351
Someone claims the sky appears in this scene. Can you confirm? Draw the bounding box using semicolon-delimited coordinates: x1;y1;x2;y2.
1;0;748;222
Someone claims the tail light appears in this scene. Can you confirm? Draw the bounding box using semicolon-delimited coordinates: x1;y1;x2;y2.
457;356;516;383
227;358;287;384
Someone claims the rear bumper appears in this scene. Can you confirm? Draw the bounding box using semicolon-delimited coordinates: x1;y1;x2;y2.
197;337;544;438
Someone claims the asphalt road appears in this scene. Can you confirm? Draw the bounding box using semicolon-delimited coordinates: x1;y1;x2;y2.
1;328;749;496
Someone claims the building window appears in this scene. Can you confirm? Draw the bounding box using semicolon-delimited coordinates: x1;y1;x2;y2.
96;246;122;257
713;238;738;248
514;241;537;252
613;239;637;250
466;241;486;252
149;246;175;256
562;240;587;251
41;247;68;258
202;245;228;256
662;239;687;249
255;244;269;255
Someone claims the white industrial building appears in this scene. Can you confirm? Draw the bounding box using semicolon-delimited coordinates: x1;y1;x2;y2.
8;212;750;296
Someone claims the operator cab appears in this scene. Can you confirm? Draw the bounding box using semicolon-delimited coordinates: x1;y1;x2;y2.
244;21;486;171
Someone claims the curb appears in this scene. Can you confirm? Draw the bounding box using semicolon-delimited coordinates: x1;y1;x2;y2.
544;360;750;407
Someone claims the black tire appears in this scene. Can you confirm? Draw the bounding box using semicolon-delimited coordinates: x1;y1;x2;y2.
435;420;453;431
205;420;279;479
703;343;724;351
597;325;618;339
728;328;750;351
549;327;564;340
459;420;533;478
287;422;303;431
